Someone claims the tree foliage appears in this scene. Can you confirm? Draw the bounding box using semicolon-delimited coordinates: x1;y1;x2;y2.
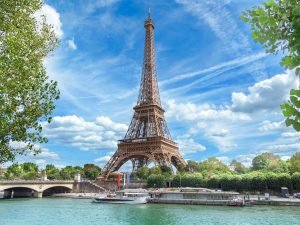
230;160;248;174
0;0;59;163
83;164;101;180
147;174;166;188
251;152;289;173
241;0;300;131
197;157;231;178
289;152;300;173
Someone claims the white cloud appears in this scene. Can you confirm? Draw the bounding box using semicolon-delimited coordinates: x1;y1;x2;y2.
9;142;60;160
85;0;120;13
259;120;285;132
166;99;248;152
175;135;206;154
95;155;112;163
281;132;300;139
67;38;77;50
264;143;300;154
43;115;128;151
161;52;267;86
166;99;250;122
36;4;63;39
37;148;60;160
232;70;298;113
166;70;300;154
211;129;229;137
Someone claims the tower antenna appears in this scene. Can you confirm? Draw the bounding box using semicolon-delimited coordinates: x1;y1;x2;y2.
148;7;151;19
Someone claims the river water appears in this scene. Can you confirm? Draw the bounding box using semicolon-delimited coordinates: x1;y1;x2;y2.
0;198;300;225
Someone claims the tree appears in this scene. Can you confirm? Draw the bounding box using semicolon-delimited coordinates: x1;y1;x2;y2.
180;173;203;187
241;0;300;132
60;166;81;180
4;163;23;179
136;167;149;180
292;172;300;190
230;160;248;174
22;162;38;180
251;152;285;172
185;160;199;173
160;165;172;178
290;152;300;173
83;164;101;180
0;0;59;163
149;166;162;175
147;174;166;188
45;164;60;180
22;162;38;173
198;157;231;178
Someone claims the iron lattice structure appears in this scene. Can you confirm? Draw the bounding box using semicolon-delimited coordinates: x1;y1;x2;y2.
100;13;185;180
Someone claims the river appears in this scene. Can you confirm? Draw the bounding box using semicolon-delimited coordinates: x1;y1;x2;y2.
0;198;300;225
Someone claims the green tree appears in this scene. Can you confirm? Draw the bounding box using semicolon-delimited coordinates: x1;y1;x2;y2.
0;0;60;163
181;173;203;187
136;166;149;180
290;152;300;173
252;152;285;172
60;166;81;180
4;163;23;179
83;164;101;180
230;160;248;174
198;157;231;178
147;174;166;188
22;162;38;173
22;162;38;180
149;166;162;175
241;0;300;131
185;160;199;173
45;164;60;180
160;165;172;178
292;172;300;190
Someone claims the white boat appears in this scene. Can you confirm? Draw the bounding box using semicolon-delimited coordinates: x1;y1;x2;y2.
92;189;148;204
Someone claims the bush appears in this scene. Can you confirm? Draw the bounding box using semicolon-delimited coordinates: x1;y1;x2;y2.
147;174;166;188
277;173;291;189
206;175;220;189
292;172;300;191
251;172;266;192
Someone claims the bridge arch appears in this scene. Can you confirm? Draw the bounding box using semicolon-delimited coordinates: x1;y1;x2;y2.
1;187;39;198
0;185;39;192
42;186;72;196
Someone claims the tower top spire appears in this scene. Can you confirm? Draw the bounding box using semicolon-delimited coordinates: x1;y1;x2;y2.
138;7;160;107
148;7;151;19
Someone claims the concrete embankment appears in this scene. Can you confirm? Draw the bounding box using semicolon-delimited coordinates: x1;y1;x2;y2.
148;198;300;206
252;199;300;206
52;193;106;199
148;198;231;206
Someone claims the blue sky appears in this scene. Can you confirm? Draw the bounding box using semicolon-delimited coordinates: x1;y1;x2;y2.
13;0;300;169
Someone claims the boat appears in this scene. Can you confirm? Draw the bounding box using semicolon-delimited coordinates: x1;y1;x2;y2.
92;189;149;204
227;197;245;206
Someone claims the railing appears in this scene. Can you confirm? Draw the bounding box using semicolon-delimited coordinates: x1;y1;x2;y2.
118;136;177;146
0;180;74;184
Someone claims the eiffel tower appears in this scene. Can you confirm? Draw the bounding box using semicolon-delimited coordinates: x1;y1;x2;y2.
100;11;185;180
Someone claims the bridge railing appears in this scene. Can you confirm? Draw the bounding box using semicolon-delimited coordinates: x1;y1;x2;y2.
0;180;74;184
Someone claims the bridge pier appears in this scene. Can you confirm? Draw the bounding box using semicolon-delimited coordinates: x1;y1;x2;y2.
33;191;43;198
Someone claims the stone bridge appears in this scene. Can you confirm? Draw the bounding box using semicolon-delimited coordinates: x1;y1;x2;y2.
0;180;75;198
